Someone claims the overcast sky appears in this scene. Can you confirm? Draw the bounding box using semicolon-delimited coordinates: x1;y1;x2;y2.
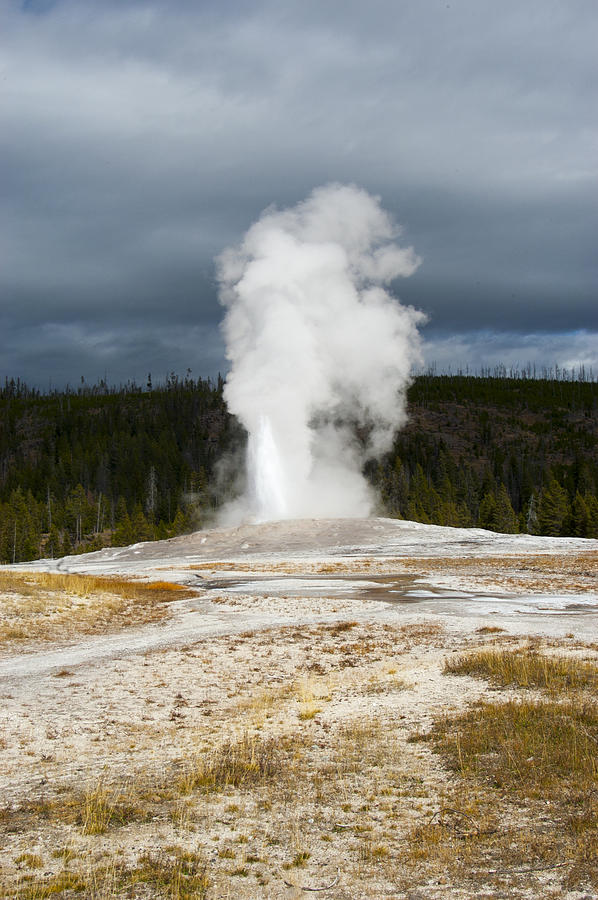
2;0;597;388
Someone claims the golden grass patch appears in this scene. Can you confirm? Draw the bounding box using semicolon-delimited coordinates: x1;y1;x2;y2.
425;698;598;791
0;571;194;647
0;570;190;599
405;646;598;892
1;847;210;899
445;646;598;692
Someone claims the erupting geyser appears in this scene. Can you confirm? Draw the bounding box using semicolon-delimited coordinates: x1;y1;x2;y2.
217;183;425;523
248;415;287;521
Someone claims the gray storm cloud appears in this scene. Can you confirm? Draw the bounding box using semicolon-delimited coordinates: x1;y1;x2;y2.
217;184;425;522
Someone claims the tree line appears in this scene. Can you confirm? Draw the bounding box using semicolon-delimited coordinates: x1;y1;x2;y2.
1;372;597;563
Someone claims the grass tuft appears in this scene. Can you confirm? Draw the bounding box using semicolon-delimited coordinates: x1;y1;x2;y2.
81;782;118;835
80;781;144;834
179;733;290;794
14;853;43;869
131;849;210;899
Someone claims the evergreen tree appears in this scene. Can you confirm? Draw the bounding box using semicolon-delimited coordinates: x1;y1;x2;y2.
46;524;62;559
585;494;598;538
131;504;153;542
571;492;590;537
169;506;191;537
113;497;133;547
494;484;518;533
537;477;571;536
477;491;498;531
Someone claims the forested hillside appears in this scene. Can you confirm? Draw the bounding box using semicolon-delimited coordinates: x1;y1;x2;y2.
0;373;242;563
1;372;597;563
373;374;598;537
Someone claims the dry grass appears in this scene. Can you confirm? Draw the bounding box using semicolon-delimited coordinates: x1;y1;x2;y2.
1;847;210;899
178;732;296;794
0;570;189;599
4;870;88;899
128;849;210;899
445;645;598;692
234;682;293;726
407;645;598;892
0;570;193;647
3;732;299;838
1;781;149;838
395;551;598;593
427;697;598;793
296;677;324;720
14;853;43;869
409;699;598;890
80;780;149;835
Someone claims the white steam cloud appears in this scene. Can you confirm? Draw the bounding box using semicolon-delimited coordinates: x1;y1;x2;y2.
217;183;425;523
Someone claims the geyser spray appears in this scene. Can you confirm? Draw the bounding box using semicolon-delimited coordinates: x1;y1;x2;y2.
217;183;425;522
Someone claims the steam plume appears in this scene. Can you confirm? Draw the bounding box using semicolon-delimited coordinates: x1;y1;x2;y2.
217;183;425;522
